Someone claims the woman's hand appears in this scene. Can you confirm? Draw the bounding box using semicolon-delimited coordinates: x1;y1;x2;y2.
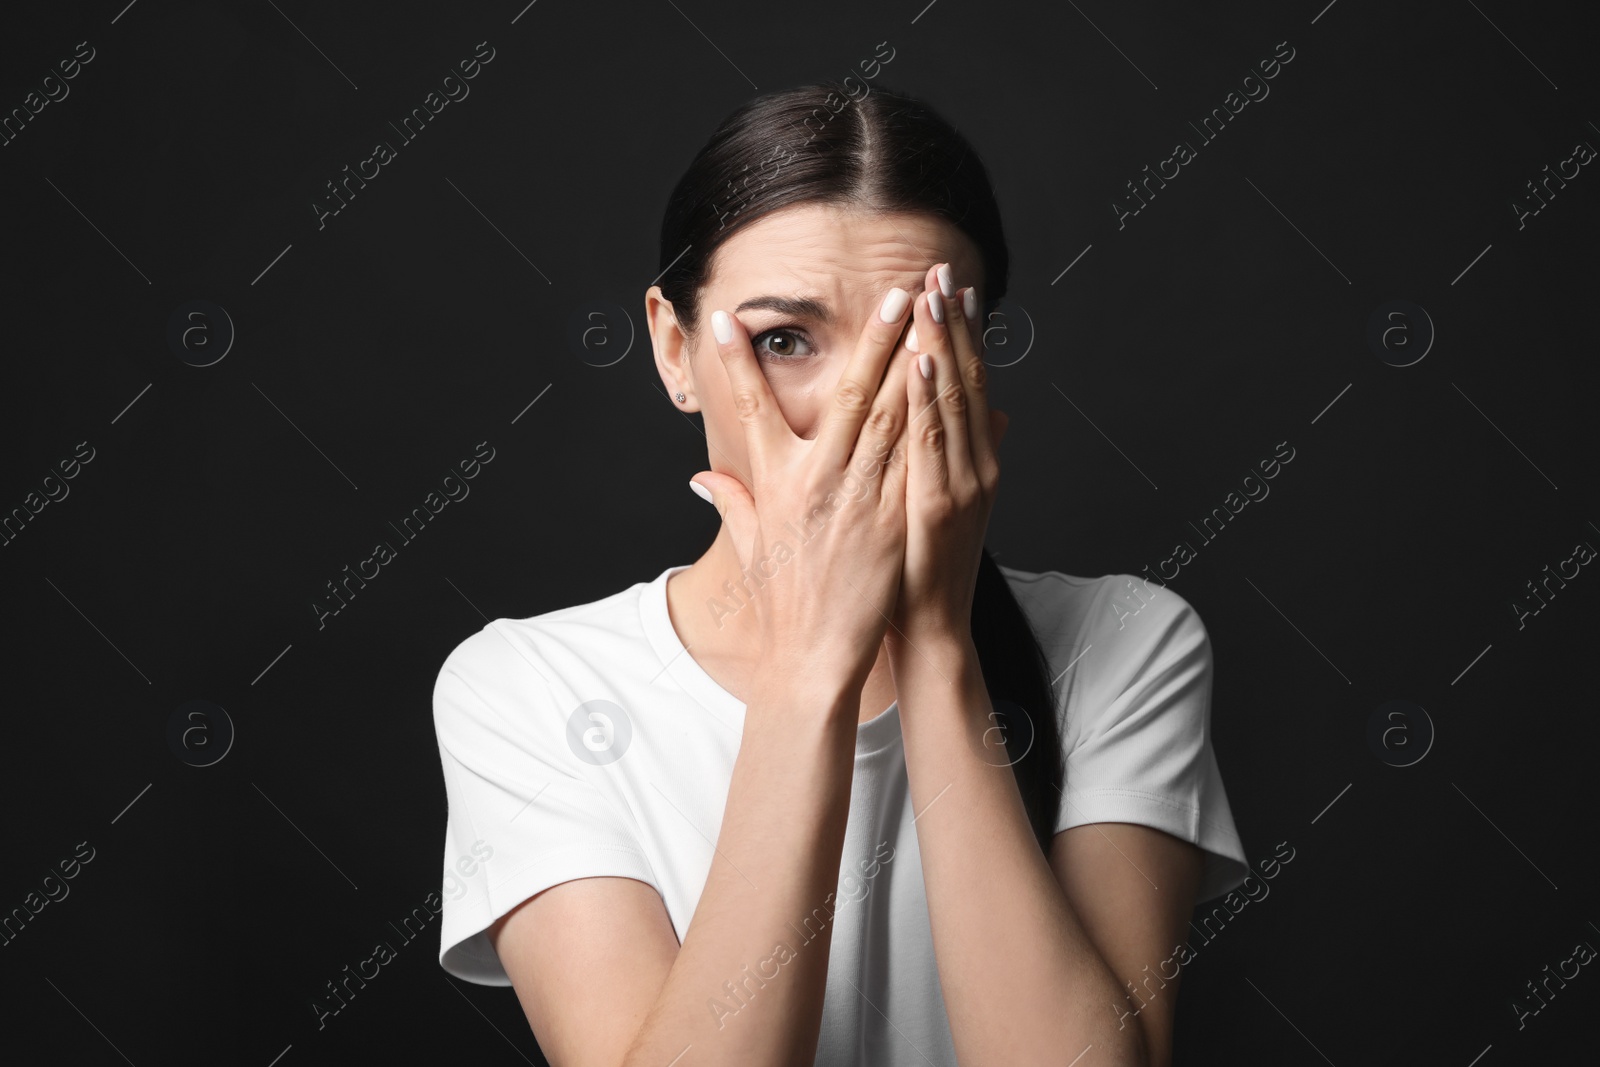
689;289;918;698
889;262;1009;651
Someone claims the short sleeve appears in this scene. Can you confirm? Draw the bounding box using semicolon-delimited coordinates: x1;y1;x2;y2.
432;626;659;985
1055;579;1250;905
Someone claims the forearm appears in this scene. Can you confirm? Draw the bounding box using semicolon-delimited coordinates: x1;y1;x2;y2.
622;674;859;1067
892;633;1146;1066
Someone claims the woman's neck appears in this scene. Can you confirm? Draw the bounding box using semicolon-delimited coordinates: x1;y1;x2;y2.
664;526;897;724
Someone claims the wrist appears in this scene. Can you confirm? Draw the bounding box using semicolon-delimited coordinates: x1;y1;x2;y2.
885;623;977;672
751;650;871;716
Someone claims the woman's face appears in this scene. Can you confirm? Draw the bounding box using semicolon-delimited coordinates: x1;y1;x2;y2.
648;203;988;485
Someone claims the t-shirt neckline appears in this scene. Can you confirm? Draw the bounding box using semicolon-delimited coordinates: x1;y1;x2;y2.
639;564;904;754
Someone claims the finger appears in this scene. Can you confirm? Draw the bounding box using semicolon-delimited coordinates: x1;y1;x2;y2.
906;320;951;501
813;286;915;473
913;269;976;492
688;471;758;572
878;378;912;510
855;343;914;506
709;308;795;471
877;345;917;509
934;265;996;485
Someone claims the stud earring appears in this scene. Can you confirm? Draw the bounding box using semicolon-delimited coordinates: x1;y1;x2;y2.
675;392;686;403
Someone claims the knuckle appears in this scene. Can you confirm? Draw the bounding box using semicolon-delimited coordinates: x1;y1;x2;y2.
917;419;945;452
939;382;967;415
925;492;957;522
866;404;899;438
964;357;988;392
835;380;871;413
733;388;763;422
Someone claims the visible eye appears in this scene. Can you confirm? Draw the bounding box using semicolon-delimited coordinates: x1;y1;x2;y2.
750;326;816;363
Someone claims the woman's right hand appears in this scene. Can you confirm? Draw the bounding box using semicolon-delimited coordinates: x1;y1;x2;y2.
689;287;917;697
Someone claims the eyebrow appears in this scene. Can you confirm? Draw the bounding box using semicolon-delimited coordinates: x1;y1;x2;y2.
733;295;832;322
733;287;929;323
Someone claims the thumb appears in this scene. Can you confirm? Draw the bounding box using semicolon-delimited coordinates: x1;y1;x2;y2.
688;472;758;569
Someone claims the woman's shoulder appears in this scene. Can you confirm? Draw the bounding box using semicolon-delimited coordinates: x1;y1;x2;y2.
435;567;669;696
998;562;1195;628
997;564;1214;751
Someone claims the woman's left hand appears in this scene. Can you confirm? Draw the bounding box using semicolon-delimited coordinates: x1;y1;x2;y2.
887;261;1009;651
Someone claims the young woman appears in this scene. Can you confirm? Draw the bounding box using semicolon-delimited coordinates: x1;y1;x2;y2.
432;82;1250;1067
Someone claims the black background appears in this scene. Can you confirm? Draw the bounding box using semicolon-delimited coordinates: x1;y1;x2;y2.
2;1;1596;1064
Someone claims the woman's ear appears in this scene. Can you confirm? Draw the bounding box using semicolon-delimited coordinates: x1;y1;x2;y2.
645;286;695;410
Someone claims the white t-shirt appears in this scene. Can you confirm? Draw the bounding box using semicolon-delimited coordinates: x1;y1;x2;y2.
432;563;1250;1065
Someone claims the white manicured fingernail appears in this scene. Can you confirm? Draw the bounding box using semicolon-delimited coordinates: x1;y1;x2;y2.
937;263;955;299
962;289;977;320
927;290;944;324
711;310;733;344
879;287;910;322
906;325;919;352
918;353;933;380
689;480;713;503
